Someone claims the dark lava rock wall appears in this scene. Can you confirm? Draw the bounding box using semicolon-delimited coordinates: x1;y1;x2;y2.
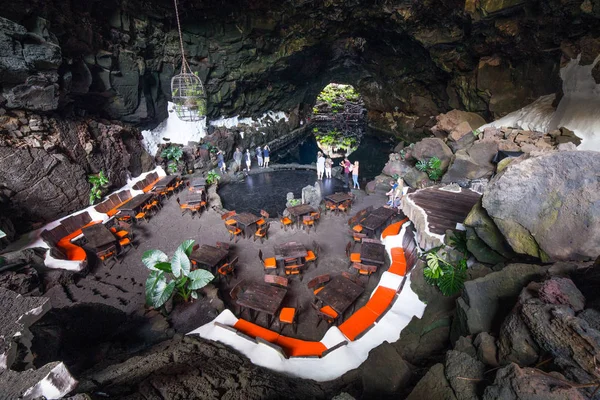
0;110;154;233
1;0;598;132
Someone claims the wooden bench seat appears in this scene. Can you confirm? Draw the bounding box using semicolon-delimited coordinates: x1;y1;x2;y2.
55;220;102;261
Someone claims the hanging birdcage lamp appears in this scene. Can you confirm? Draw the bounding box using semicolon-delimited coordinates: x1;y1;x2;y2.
170;0;207;122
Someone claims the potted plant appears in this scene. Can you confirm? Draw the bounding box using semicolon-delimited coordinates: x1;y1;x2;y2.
143;240;214;309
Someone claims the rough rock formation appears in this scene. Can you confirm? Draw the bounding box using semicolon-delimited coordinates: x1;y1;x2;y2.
2;0;595;132
452;263;548;341
483;363;586;400
0;287;50;370
0;111;153;231
482;151;600;262
76;335;359;399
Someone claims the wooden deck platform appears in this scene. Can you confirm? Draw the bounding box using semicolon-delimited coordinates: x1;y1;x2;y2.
407;187;481;235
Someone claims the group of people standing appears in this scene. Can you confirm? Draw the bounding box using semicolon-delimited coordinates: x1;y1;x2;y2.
224;145;271;173
316;152;360;190
316;152;334;180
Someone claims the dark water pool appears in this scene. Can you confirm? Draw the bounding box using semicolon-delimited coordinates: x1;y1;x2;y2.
218;170;345;216
275;128;396;181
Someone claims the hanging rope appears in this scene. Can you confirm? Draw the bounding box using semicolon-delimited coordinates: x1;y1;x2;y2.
170;0;206;121
173;0;190;74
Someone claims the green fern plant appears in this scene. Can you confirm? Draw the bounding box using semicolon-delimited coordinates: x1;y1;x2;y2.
423;251;467;296
415;160;428;171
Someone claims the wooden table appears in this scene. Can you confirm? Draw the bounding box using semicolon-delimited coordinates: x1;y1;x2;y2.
316;275;364;315
117;193;153;216
153;175;177;189
184;192;205;205
325;192;353;204
190;177;206;189
81;224;116;250
236;282;287;324
360;214;388;236
190;245;229;270
360;241;386;266
286;204;316;226
370;206;397;220
274;242;307;265
231;213;261;237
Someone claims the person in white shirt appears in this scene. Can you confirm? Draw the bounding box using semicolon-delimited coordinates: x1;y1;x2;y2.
316;152;326;180
325;156;333;179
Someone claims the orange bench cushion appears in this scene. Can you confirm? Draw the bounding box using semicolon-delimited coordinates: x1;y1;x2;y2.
339;307;379;341
389;247;407;275
381;221;402;239
55;220;102;261
275;335;327;357
365;286;396;315
233;319;280;343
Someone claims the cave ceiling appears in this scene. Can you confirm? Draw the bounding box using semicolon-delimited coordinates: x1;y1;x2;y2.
0;0;599;131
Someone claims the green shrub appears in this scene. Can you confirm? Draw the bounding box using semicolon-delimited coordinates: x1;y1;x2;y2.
143;240;214;309
415;156;443;181
88;170;109;205
423;231;470;296
205;169;221;185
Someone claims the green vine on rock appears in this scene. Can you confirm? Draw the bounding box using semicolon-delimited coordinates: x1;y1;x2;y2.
88;170;109;205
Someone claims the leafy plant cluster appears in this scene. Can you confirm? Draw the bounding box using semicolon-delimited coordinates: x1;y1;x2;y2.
315;83;360;114
88;170;109;205
205;169;221;185
416;156;443;181
143;240;214;309
423;232;469;296
161;145;184;174
288;198;301;207
315;128;358;151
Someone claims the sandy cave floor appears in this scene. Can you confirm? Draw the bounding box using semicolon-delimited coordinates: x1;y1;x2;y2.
44;182;391;342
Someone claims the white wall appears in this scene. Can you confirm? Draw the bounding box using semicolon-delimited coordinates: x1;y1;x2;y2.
484;55;600;151
141;103;289;155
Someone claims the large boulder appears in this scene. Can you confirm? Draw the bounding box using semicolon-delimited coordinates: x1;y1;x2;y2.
451;263;548;341
483;363;586;400
382;158;413;177
431;110;486;140
406;363;456;400
442;141;498;183
464;200;514;259
412;138;454;171
402;167;431;188
0;287;50;370
360;342;412;397
444;350;485;400
77;335;354;398
482;151;600;262
302;182;322;209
